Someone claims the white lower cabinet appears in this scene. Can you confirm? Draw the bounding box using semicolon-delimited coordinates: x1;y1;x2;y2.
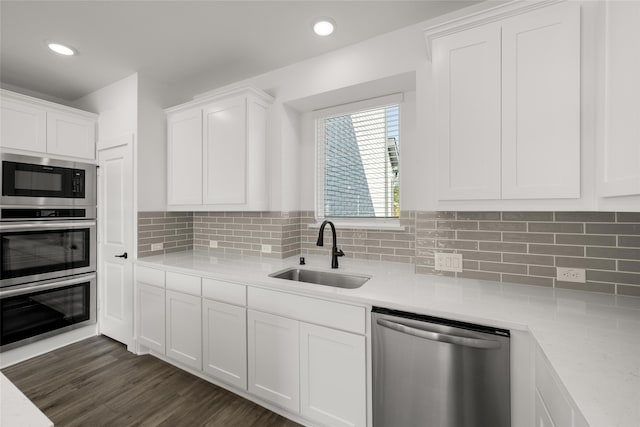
136;282;165;354
203;299;247;389
166;290;202;370
136;266;368;426
535;346;587;427
247;308;367;427
247;310;300;413
300;322;366;427
535;390;556;427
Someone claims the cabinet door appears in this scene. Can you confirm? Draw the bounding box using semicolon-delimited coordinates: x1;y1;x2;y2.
203;299;247;389
247;310;299;413
501;2;581;199
136;282;165;353
535;348;573;427
0;99;46;152
433;23;502;200
535;390;557;427
203;96;247;205
600;1;640;196
300;323;366;427
166;290;202;370
167;107;203;205
46;111;96;160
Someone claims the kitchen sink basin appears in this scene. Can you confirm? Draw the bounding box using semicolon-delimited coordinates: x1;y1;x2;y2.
269;267;369;289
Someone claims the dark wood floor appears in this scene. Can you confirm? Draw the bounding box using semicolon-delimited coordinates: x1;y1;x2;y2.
2;336;301;427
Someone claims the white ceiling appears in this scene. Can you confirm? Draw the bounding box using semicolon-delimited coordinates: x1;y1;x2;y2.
0;1;481;102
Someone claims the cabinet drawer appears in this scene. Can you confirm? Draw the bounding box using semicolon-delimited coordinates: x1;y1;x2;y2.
248;287;365;334
202;278;246;306
535;390;556;427
136;266;165;288
535;348;572;427
166;272;201;296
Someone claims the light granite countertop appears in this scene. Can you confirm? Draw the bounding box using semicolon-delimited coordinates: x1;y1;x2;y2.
137;250;640;427
0;372;52;427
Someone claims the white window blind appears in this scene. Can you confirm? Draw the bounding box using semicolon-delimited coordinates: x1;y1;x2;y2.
316;103;400;219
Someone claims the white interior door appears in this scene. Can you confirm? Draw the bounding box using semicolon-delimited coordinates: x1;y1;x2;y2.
98;140;133;348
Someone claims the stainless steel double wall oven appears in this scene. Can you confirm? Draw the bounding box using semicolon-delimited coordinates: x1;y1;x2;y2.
0;153;97;352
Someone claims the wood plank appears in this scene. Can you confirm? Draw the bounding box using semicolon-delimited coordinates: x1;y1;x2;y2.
2;336;300;427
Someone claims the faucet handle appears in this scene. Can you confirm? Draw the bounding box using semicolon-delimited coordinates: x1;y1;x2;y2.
335;248;345;257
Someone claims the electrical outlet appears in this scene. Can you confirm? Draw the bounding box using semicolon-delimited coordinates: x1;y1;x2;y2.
435;252;463;273
557;267;586;283
261;244;272;254
209;240;218;248
151;243;163;251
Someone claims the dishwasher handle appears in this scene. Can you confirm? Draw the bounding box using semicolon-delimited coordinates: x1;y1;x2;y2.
376;318;501;350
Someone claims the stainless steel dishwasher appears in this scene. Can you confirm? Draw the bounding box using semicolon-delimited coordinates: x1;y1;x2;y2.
372;307;510;427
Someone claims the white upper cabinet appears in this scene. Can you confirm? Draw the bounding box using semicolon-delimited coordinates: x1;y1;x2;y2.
0;89;96;161
203;96;247;205
165;87;272;211
501;3;580;199
0;97;47;152
599;1;640;197
167;107;203;205
433;23;502;200
427;1;581;202
46;111;96;159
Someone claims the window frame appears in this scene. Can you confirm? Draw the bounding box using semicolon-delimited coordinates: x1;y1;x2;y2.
313;93;404;230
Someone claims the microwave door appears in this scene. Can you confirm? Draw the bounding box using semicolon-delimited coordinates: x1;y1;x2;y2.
1;153;96;207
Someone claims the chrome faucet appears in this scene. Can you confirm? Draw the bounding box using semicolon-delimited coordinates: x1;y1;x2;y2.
316;220;345;269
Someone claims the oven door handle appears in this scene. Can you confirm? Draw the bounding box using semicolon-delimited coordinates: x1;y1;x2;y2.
0;274;96;298
0;221;96;230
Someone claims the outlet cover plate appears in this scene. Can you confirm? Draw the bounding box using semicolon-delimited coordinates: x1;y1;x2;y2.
151;242;163;251
262;244;272;254
209;240;218;248
435;252;463;273
557;267;586;283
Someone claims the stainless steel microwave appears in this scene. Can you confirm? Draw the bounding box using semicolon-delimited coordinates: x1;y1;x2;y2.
1;153;96;207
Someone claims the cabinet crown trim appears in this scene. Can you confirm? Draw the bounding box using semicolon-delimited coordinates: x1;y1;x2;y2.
0;89;98;118
165;86;274;114
422;0;565;60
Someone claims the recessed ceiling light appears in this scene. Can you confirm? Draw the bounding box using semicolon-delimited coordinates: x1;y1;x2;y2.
47;42;76;56
313;18;335;36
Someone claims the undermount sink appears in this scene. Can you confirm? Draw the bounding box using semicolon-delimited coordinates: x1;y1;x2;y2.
269;267;370;289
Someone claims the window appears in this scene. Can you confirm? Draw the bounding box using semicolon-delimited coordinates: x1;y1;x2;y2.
316;98;400;222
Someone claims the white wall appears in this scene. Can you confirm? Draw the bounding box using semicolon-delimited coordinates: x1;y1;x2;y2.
73;73;138;143
194;19;430;212
0;81;75;107
137;76;182;211
73;72;184;212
